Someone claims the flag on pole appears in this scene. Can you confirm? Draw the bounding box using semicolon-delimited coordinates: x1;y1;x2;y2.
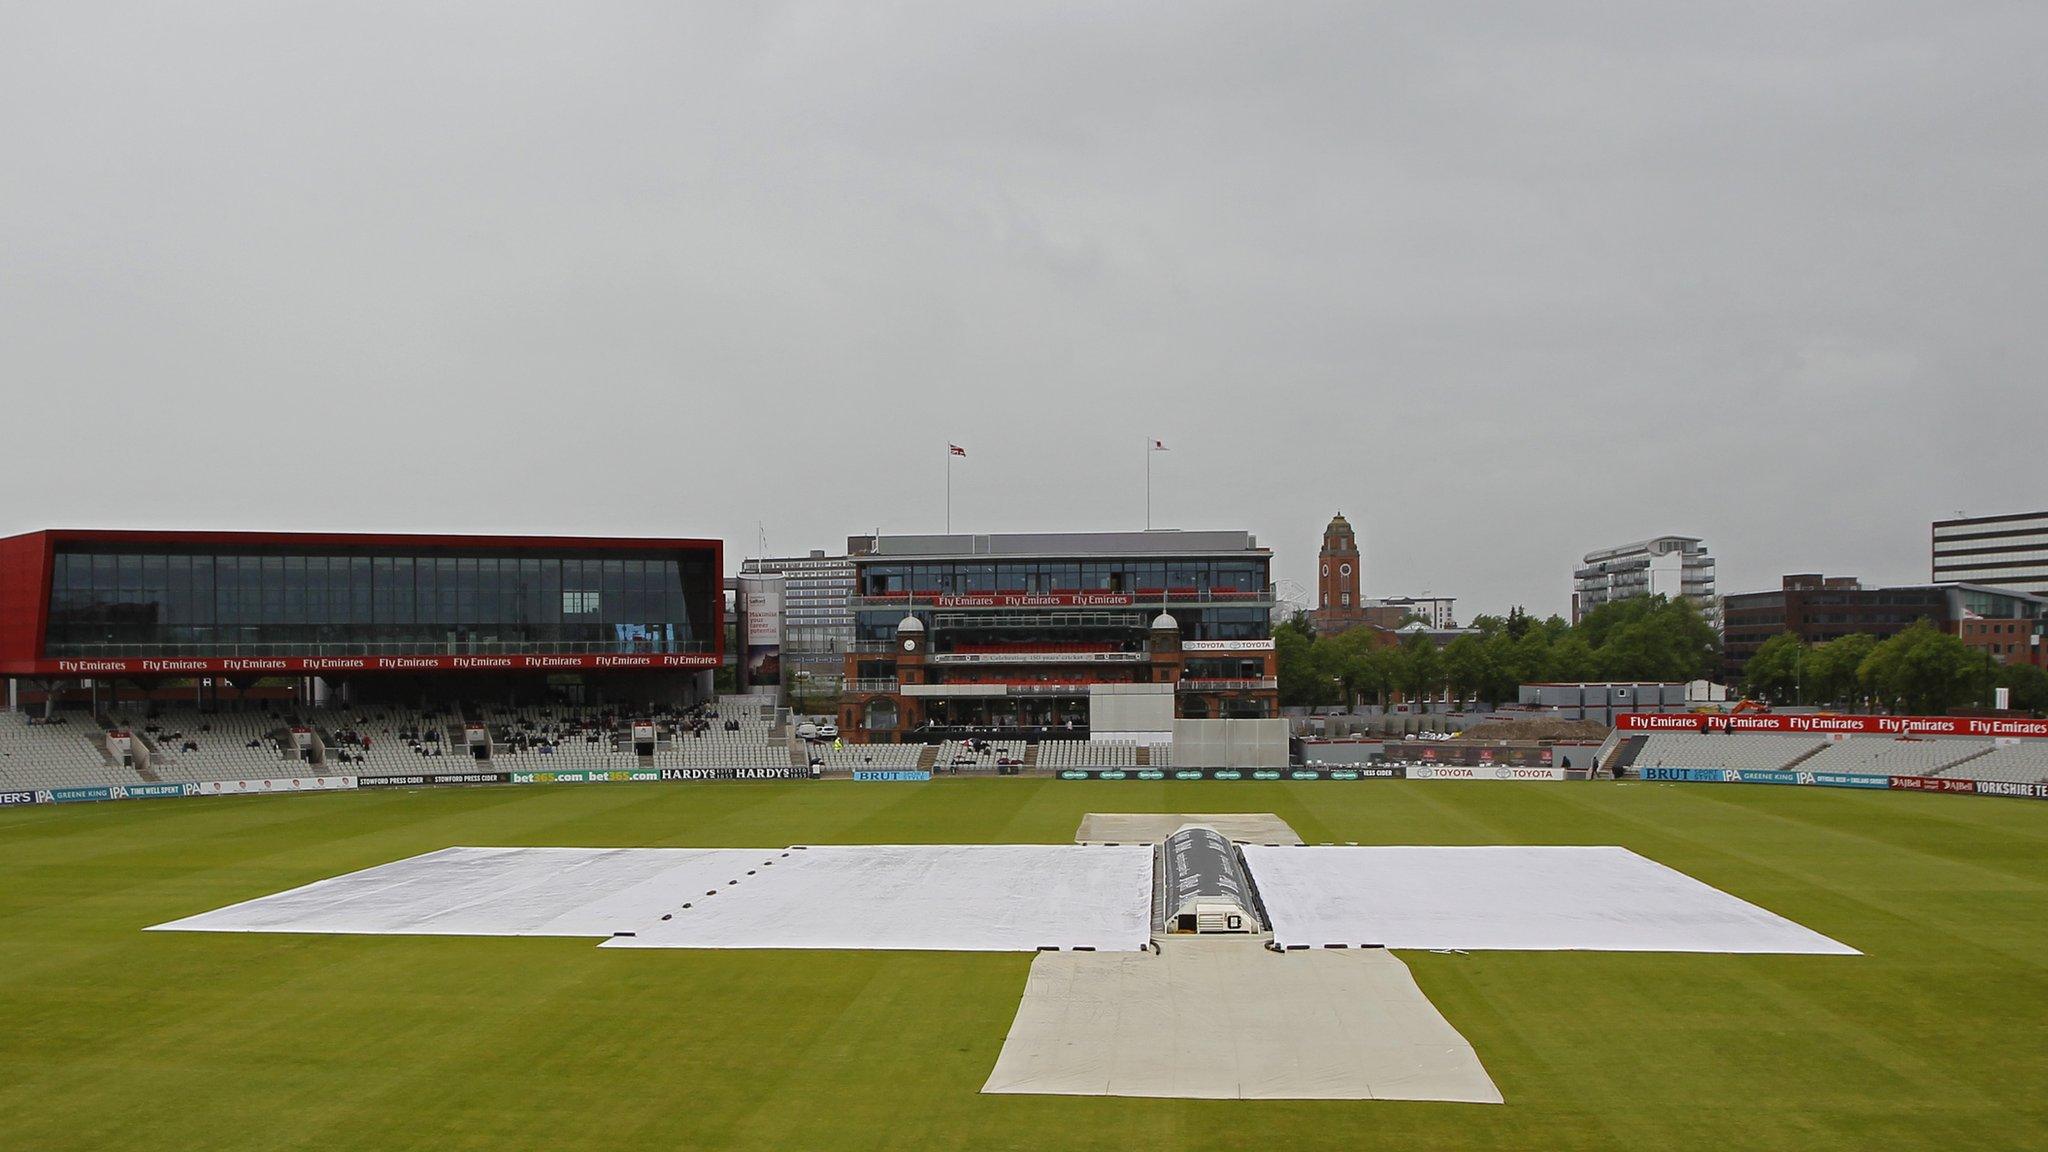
1151;439;1168;451
949;443;967;457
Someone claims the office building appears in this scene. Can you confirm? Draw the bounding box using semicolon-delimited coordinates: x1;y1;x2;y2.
1933;511;2048;595
1575;536;1718;626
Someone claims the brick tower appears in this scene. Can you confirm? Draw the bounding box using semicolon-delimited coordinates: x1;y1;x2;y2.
1311;512;1366;634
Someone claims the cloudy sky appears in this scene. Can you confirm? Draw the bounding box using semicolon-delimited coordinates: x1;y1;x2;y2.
3;2;2042;618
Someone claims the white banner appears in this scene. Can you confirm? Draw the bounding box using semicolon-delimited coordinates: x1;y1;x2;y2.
193;776;358;796
1406;765;1568;782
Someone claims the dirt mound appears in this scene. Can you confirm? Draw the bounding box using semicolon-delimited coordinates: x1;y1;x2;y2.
1459;718;1611;743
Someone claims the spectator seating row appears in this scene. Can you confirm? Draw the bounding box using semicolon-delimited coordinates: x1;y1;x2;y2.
812;744;924;769
0;713;129;790
1632;734;1827;772
1797;737;1991;776
932;739;1026;773
1935;742;2048;784
1036;740;1141;767
105;707;311;783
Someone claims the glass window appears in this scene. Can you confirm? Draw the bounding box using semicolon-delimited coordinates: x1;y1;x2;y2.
435;558;458;624
192;555;214;626
302;556;326;623
261;556;285;624
350;557;372;625
601;560;626;621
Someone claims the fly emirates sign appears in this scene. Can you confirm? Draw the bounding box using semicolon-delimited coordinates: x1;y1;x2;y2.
27;653;720;676
1614;713;2048;740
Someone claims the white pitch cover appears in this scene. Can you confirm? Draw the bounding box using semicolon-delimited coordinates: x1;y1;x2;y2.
603;843;1154;952
149;846;774;937
1241;845;1859;955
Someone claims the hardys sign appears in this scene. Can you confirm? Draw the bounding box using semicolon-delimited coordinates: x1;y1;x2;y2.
1615;712;2048;739
657;767;812;781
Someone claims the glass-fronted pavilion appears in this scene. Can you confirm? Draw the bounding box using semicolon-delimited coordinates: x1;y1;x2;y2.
0;530;722;679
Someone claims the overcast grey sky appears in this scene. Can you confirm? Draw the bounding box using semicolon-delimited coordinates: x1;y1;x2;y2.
3;3;2042;618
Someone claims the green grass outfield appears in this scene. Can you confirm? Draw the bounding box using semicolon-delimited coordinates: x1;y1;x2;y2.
2;779;2044;1151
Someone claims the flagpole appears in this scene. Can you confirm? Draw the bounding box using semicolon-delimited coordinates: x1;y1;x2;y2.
1145;438;1152;530
946;447;952;535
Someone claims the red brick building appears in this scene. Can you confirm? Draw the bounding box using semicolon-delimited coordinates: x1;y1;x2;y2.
1307;513;1366;636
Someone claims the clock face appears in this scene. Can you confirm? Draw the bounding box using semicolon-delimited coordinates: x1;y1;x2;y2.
1340;563;1352;576
902;638;917;652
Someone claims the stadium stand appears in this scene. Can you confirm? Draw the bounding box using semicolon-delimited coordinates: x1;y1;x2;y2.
1934;743;2048;784
1794;737;1992;776
653;701;792;768
105;707;315;783
1037;740;1141;768
467;704;628;770
812;743;924;769
1631;733;1827;772
318;705;472;772
932;739;1026;773
0;712;133;790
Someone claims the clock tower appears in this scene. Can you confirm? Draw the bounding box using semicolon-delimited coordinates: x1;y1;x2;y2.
1312;513;1365;634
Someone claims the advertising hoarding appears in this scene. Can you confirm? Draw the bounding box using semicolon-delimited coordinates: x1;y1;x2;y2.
1614;712;2048;739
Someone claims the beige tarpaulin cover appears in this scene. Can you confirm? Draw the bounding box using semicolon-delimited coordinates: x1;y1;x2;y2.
1074;812;1303;845
982;938;1502;1102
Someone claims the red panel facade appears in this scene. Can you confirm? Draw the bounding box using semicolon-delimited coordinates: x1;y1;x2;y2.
0;529;723;677
0;531;53;669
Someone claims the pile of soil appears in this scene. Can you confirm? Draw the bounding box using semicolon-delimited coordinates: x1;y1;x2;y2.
1457;718;1611;743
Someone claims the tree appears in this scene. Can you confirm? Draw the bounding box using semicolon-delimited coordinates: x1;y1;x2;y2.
1321;626;1384;709
1468;612;1508;638
1355;643;1401;710
1441;634;1495;709
1479;630;1525;704
1857;621;1988;714
1547;632;1597;681
1396;632;1444;712
1578;595;1719;682
1995;661;2048;714
1275;618;1332;707
1806;634;1876;708
1743;633;1805;703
